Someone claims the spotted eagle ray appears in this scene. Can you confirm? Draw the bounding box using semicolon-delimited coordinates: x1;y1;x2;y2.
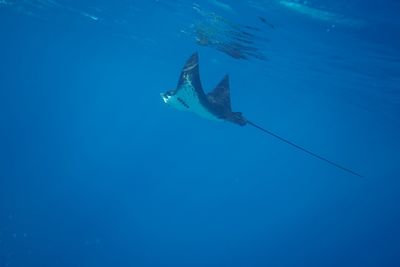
161;53;362;177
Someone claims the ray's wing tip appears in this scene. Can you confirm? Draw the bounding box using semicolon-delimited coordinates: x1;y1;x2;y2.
188;52;199;62
181;52;200;74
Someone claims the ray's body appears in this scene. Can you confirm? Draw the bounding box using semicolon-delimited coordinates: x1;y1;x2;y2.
161;53;362;177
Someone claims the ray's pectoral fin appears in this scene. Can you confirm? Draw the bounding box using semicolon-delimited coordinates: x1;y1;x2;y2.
177;52;204;96
164;53;220;120
207;74;232;110
208;75;247;126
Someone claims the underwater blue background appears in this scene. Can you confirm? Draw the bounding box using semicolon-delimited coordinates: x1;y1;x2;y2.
1;0;400;266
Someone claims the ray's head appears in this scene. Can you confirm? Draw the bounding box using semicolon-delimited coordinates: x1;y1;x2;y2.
160;89;191;111
160;90;174;105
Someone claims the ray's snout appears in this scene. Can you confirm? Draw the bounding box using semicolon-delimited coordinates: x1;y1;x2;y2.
160;92;169;104
161;90;175;105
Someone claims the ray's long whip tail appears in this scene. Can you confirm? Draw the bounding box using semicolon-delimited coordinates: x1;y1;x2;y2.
246;120;363;177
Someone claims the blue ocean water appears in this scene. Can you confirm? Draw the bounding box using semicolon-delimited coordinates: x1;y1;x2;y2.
1;0;399;266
